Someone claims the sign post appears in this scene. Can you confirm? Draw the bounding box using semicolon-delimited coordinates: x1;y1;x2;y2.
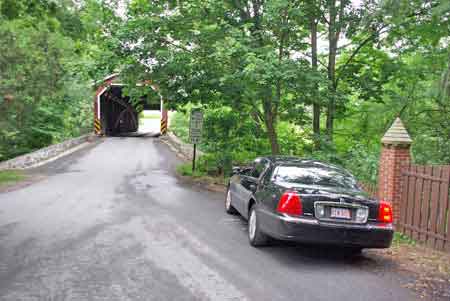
189;109;203;173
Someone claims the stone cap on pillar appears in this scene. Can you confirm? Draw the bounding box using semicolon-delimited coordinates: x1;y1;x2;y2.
381;117;412;146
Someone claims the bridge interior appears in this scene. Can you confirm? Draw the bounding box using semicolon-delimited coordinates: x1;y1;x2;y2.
99;86;160;136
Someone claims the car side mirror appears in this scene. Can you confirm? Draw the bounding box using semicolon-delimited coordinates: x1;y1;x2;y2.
231;166;241;175
249;183;257;193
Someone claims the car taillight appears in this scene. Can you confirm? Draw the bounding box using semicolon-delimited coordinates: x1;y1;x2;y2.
378;201;393;223
277;191;302;216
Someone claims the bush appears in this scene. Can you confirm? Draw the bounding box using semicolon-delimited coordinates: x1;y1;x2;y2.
172;105;322;177
170;111;191;144
171;105;269;177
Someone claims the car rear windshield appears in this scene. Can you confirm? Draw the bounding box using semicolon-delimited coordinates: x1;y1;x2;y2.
273;165;359;190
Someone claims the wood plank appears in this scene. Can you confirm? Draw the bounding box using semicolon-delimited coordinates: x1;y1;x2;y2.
399;165;410;233
435;166;447;250
420;166;432;245
406;164;417;238
401;171;447;182
441;166;450;251
428;166;441;249
401;223;449;242
413;165;424;242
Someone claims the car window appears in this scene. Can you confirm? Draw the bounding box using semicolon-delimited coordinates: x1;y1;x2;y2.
250;159;267;179
262;165;274;184
273;165;359;190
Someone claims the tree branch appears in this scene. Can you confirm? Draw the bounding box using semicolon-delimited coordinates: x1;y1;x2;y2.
335;26;389;86
301;52;328;69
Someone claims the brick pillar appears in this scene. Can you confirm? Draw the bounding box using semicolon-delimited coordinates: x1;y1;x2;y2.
377;118;412;222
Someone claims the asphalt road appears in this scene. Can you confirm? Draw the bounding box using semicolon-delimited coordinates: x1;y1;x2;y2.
0;137;416;301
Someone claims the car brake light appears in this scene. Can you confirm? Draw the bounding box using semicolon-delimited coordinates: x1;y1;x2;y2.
277;191;302;216
378;201;393;223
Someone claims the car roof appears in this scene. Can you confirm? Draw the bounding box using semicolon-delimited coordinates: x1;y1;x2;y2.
263;156;351;175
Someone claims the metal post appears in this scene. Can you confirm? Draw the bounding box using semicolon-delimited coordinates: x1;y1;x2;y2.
192;144;197;173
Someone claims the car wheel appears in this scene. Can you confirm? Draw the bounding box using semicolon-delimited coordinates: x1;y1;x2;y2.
248;204;269;247
225;188;238;214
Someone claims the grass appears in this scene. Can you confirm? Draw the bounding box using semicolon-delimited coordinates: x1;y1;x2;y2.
392;232;416;246
0;170;25;186
139;111;161;121
176;162;207;177
176;162;228;186
140;114;160;119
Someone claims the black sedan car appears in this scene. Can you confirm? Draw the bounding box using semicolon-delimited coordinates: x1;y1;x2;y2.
225;156;394;250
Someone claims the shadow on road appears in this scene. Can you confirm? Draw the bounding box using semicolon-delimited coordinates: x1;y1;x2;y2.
231;215;398;271
112;131;161;138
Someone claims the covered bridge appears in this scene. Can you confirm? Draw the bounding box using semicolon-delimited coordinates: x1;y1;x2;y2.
93;74;168;136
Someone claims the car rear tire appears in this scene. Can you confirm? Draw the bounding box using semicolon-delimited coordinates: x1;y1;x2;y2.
225;188;238;214
248;204;269;247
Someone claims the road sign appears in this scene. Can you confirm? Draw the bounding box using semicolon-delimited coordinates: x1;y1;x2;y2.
189;109;203;144
189;109;203;172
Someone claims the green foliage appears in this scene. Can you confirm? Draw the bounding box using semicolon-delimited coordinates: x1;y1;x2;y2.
139;111;160;120
172;105;314;177
176;161;229;186
0;0;109;161
105;0;450;183
176;163;205;178
392;232;416;246
1;0;449;187
170;111;191;144
109;0;317;154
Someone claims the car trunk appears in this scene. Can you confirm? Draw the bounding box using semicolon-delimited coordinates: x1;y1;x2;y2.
275;181;379;222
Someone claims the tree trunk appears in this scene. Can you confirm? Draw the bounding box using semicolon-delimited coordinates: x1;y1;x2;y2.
326;84;336;140
311;13;320;148
265;115;280;155
263;94;280;155
326;0;338;141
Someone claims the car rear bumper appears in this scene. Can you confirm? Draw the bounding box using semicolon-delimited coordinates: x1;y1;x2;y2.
258;209;394;248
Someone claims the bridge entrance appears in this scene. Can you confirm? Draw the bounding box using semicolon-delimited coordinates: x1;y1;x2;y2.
93;74;168;136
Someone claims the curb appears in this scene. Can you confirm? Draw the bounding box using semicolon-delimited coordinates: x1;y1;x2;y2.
159;132;204;161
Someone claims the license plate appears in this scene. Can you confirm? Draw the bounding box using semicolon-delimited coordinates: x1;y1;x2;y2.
330;207;351;219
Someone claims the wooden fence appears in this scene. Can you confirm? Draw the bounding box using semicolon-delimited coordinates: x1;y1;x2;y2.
398;164;450;251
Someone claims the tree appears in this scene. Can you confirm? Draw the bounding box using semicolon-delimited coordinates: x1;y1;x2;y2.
111;0;314;154
0;0;112;161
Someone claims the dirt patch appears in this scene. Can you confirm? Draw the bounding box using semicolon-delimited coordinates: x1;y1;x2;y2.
366;242;450;300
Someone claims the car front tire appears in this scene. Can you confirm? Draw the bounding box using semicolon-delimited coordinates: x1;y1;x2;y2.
248;204;269;247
